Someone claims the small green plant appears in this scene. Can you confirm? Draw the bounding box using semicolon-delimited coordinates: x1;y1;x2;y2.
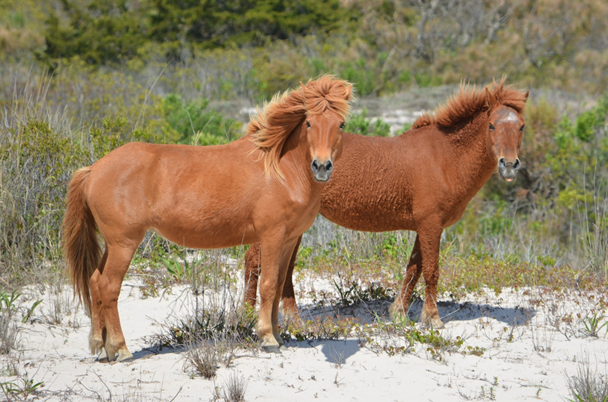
332;277;393;307
0;291;20;313
0;290;21;354
0;376;44;401
281;316;361;343
364;315;484;361
21;299;42;324
582;313;608;338
156;303;257;348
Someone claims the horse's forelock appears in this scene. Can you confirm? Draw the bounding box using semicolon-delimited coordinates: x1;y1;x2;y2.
249;75;352;182
304;76;352;120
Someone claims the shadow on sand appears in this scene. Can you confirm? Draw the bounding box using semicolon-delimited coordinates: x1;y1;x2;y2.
295;297;536;327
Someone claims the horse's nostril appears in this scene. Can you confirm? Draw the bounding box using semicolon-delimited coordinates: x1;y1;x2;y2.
311;159;320;172
325;160;333;172
513;159;521;169
499;158;506;168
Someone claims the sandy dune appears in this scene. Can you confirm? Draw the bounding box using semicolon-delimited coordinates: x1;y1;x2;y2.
1;278;606;401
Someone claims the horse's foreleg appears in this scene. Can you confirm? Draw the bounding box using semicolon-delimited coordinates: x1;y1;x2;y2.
389;235;422;321
243;243;262;308
280;235;302;322
99;243;138;362
418;226;444;329
89;249;108;360
258;236;286;353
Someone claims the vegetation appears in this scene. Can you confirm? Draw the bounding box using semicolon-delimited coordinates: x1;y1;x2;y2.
2;0;608;99
1;2;607;399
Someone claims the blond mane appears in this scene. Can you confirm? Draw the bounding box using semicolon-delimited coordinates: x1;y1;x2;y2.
413;78;528;129
248;75;353;181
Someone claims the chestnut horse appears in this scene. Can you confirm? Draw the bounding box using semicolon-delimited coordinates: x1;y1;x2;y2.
244;79;529;329
62;76;353;361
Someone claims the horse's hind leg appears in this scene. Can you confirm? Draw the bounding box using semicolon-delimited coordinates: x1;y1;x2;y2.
99;240;141;362
417;226;444;329
89;249;108;360
243;243;262;309
389;236;422;321
272;238;299;346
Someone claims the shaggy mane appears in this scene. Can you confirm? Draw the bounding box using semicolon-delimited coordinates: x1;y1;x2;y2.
413;78;528;129
248;75;353;181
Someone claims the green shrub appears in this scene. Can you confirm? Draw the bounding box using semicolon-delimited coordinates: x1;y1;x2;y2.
0;116;138;286
161;94;242;144
44;0;148;66
345;109;390;137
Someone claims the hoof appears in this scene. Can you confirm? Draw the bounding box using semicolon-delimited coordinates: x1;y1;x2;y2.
428;319;445;330
261;345;282;354
421;314;445;330
116;349;134;362
97;348;108;363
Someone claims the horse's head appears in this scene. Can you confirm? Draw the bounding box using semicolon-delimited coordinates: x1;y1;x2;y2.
486;88;529;182
305;112;346;182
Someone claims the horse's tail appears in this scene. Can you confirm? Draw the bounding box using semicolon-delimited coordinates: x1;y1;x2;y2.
62;167;101;316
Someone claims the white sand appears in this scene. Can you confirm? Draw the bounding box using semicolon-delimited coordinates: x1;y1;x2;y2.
1;280;606;401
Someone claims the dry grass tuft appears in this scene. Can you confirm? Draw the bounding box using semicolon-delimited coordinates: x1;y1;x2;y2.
566;357;608;402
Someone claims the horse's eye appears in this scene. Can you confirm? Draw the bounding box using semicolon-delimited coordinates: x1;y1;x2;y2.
489;122;495;130
339;122;345;130
306;121;311;128
519;124;525;132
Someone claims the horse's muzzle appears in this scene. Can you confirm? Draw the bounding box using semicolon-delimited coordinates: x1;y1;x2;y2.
311;158;333;182
498;157;521;182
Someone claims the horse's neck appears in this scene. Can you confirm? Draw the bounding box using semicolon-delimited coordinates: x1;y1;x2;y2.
446;113;497;197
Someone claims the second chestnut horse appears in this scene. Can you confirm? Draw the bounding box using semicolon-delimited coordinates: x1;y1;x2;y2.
244;79;529;329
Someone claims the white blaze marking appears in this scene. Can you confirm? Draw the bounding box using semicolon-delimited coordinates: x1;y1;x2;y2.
502;110;519;123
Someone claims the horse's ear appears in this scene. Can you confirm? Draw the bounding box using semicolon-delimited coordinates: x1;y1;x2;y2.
485;87;498;110
523;90;530;104
345;84;353;101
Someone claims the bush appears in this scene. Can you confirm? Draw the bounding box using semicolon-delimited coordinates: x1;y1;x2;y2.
161;94;243;144
0;120;85;283
345;109;391;137
44;0;148;66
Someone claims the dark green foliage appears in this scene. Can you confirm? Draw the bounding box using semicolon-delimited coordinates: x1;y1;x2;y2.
162;94;242;144
149;0;356;49
44;0;148;65
340;59;377;97
44;0;360;64
575;97;608;143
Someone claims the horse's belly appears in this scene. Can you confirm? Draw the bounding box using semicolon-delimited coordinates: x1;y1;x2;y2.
321;205;414;233
153;215;257;250
155;226;256;249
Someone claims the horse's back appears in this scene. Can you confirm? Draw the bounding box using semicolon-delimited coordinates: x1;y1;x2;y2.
84;140;264;247
320;129;456;231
